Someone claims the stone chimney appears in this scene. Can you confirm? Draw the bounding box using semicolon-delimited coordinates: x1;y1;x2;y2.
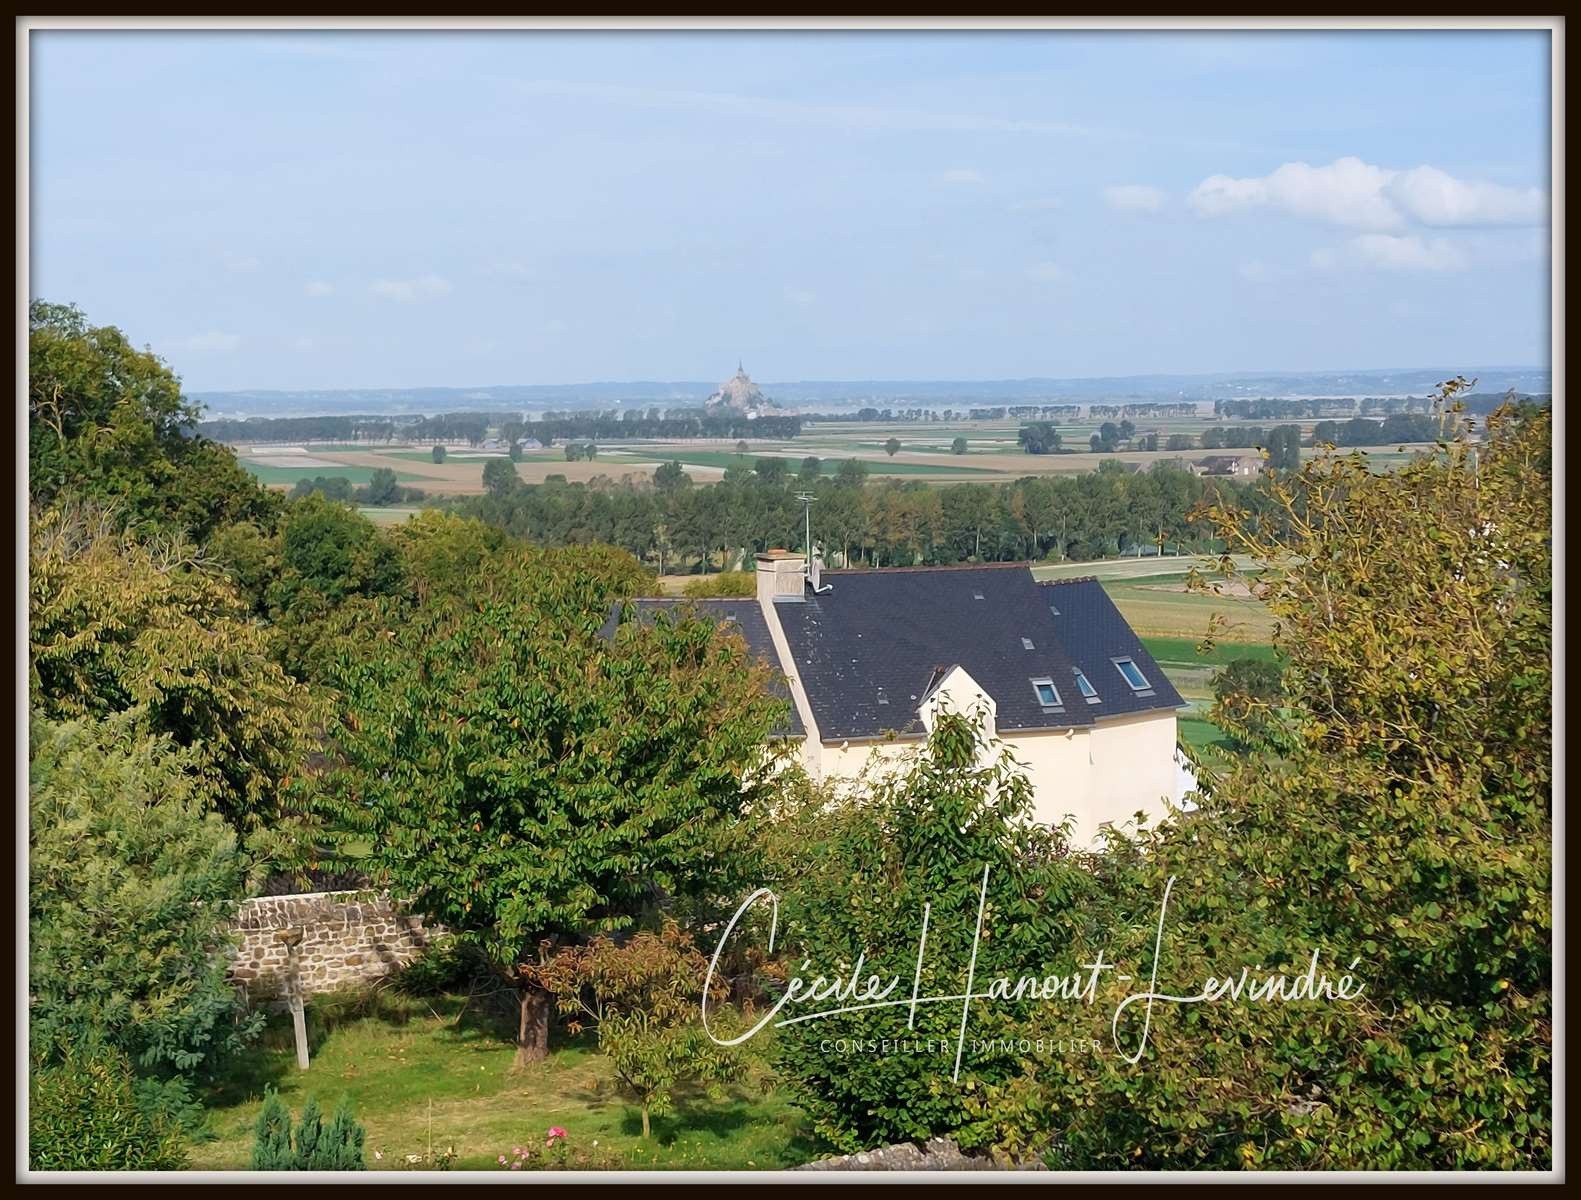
755;549;807;605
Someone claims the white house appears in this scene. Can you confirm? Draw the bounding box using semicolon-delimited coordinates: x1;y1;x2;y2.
607;551;1192;848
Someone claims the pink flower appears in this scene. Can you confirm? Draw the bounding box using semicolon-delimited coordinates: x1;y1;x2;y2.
510;1161;522;1170
546;1126;567;1144
512;1146;524;1156
497;1155;508;1165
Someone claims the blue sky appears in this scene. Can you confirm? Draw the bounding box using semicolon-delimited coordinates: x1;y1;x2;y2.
29;28;1553;392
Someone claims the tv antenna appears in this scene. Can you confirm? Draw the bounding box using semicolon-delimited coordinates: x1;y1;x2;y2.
795;492;831;594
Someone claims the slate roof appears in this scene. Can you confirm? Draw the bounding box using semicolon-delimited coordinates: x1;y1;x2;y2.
1036;577;1186;719
772;564;1180;742
599;598;804;737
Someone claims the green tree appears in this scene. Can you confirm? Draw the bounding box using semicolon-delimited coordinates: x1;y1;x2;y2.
28;301;278;540
884;437;901;457
653;460;690;494
770;711;1088;1152
1264;424;1302;471
987;384;1552;1169
754;457;788;485
29;505;317;854
835;459;869;488
431;444;447;464
251;1093;294;1170
362;466;400;506
799;455;823;481
29;713;260;1076
389;510;506;604
509;441;524;462
1210;655;1284;751
1017;422;1061;455
324;551;788;1067
482;457;519;498
951;436;968;455
30;1047;189;1171
538;921;741;1138
320;1099;367;1170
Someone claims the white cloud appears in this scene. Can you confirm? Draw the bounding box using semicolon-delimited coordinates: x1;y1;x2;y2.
1350;234;1468;272
1103;184;1166;213
1025;262;1064;283
939;168;985;186
1189;156;1546;231
1384;165;1547;227
370;275;453;302
176;332;242;353
303;281;334;297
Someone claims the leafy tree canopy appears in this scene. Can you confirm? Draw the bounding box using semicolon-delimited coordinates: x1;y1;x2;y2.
29;300;278;540
29;713;261;1077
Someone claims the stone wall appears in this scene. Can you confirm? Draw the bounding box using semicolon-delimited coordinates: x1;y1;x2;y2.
229;890;438;1002
795;1138;1047;1171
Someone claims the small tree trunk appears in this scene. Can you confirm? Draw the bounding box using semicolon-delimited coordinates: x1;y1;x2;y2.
513;982;550;1069
642;1102;651;1140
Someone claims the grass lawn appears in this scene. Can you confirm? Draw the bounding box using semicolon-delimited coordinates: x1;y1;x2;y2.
188;990;819;1172
1141;636;1280;670
1178;712;1232;752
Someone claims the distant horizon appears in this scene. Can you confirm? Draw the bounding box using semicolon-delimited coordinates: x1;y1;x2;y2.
190;362;1551;398
187;363;1552;421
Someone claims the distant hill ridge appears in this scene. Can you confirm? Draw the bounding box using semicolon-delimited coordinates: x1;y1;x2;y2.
192;366;1551;419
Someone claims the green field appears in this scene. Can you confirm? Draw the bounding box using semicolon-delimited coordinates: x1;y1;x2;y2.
1141;636;1280;669
187;991;814;1172
358;506;423;526
1099;573;1277;645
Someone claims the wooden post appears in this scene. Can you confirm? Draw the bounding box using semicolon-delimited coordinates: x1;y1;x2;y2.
276;928;309;1071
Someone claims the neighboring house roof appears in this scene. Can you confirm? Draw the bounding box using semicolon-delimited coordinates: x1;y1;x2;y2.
774;563;1180;742
601;567;1183;747
599;598;805;737
1036;577;1186;719
1194;454;1260;474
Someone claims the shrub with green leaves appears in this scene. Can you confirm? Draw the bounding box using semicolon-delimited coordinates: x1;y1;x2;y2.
29;713;260;1077
537;921;740;1139
768;711;1094;1152
680;569;755;598
250;1093;365;1171
30;1047;188;1171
